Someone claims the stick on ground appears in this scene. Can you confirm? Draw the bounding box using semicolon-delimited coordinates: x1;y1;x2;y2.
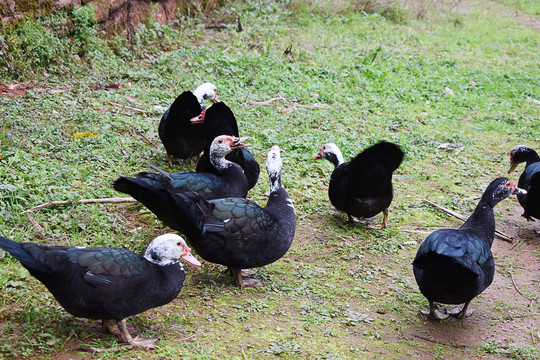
22;197;137;214
21;197;138;235
422;198;514;243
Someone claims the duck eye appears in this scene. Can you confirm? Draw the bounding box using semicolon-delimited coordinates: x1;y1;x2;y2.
177;242;181;246
504;182;512;188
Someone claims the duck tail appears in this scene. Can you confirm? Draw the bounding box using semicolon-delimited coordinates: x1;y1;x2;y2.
0;236;50;272
113;175;183;231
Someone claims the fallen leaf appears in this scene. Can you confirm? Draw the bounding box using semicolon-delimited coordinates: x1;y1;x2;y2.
72;132;99;140
105;83;123;91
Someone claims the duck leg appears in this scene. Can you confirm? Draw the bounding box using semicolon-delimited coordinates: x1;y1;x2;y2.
369;209;388;229
420;300;449;320
117;319;158;349
167;152;173;168
102;319;138;335
195;152;203;167
102;319;121;335
522;212;534;221
231;267;243;288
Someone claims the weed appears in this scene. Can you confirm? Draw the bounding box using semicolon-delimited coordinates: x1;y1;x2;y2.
478;339;540;359
267;339;301;355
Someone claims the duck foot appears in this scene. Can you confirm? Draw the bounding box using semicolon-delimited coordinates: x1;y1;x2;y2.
242;278;264;287
368;223;385;229
118;319;158;349
368;209;388;229
128;336;159;349
448;304;474;318
419;309;449;320
229;268;263;287
420;301;449;320
241;269;257;277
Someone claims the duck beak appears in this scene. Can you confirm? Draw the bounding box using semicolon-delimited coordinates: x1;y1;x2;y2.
180;246;201;267
313;150;322;159
211;91;219;103
513;187;527;195
190;109;206;124
507;161;518;174
231;136;251;149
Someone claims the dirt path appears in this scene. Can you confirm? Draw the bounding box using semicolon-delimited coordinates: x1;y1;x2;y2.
459;0;540;31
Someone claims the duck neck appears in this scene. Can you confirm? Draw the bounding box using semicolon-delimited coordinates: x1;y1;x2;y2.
460;200;495;247
193;89;207;110
327;152;344;168
144;251;182;267
267;176;295;218
269;172;282;194
210;153;233;172
525;150;540;167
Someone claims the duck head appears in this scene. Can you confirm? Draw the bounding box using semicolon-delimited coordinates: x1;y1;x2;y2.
209;135;250;170
267;145;283;192
145;234;201;267
193;82;219;109
482;177;527;207
508;145;534;173
189;83;219;123
313;143;344;168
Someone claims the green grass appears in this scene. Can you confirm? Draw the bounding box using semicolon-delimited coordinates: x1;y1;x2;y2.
1;0;539;358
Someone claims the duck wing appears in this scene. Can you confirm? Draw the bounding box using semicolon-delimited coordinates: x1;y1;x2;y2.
414;229;492;269
172;191;287;268
413;229;494;303
168;171;229;195
521;166;540;219
173;192;273;238
517;162;540;209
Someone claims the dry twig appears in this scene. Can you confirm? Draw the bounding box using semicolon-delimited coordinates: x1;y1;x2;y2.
108;101;149;115
412;333;468;349
22;197;138;234
133;127;158;149
244;93;331;114
22;197;137;214
509;271;532;302
422;199;514;242
25;212;44;236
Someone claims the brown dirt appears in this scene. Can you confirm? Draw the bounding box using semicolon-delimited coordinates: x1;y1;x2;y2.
0;82;36;97
459;0;540;32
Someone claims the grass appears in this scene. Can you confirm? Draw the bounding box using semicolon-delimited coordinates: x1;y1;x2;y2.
1;0;539;358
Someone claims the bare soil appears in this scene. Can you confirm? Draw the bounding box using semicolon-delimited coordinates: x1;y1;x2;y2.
460;0;540;32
